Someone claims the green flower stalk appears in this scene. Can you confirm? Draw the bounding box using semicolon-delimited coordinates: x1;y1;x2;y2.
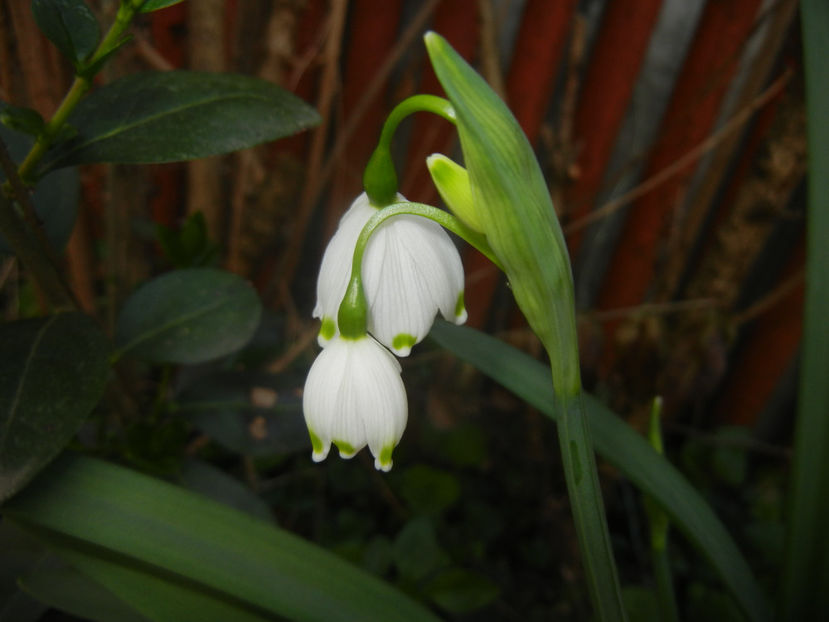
424;32;626;620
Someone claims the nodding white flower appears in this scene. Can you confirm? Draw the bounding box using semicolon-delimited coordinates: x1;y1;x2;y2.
302;335;407;471
313;192;467;356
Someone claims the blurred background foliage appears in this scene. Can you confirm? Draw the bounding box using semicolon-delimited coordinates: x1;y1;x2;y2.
0;0;806;619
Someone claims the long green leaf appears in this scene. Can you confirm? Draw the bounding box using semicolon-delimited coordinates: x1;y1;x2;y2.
27;535;273;622
19;557;150;622
779;1;829;617
38;71;320;174
0;313;109;502
429;321;770;622
2;454;440;622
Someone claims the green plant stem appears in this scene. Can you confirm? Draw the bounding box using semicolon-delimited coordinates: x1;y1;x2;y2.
363;95;455;205
556;390;627;622
651;543;679;622
17;1;138;184
644;397;679;622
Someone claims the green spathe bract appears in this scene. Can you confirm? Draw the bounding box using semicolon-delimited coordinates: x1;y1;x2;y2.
423;32;578;397
424;32;626;620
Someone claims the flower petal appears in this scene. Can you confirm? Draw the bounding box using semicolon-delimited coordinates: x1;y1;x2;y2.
363;214;465;355
313;194;377;345
302;335;407;470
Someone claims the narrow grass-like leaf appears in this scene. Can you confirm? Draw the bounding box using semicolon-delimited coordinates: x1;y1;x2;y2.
114;269;261;364
425;32;624;619
20;559;150;622
779;1;829;617
27;535;273;622
429;321;770;622
0;522;49;622
38;71;320;174
2;454;440;622
0;313;109;502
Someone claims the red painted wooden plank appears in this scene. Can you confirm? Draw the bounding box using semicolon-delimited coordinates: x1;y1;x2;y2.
597;0;763;313
564;0;663;256
683;80;785;289
273;0;327;159
150;1;187;68
505;0;577;141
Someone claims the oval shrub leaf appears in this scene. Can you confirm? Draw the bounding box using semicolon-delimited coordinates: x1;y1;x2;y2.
31;0;100;66
38;71;320;174
0;313;110;502
114;268;262;364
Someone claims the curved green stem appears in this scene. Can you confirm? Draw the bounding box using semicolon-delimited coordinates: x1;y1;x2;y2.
337;201;501;339
16;2;138;183
354;202;500;270
363;95;456;206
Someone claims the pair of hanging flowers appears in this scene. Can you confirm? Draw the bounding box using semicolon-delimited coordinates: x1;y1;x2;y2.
303;31;578;472
304;192;467;471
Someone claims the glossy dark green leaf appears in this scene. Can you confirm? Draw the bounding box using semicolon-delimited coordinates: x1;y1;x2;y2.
0;126;79;255
114;268;262;364
0;313;109;502
3;455;441;622
429;321;771;622
0;103;44;136
138;0;185;12
39;71;320;174
30;0;99;66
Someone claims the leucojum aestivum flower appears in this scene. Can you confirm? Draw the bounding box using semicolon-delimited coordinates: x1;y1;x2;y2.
303;32;625;619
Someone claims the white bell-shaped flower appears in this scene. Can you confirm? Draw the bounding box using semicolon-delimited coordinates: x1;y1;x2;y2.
313;192;467;356
302;334;407;471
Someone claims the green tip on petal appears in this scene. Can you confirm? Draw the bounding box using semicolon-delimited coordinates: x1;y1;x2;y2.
319;316;336;341
308;428;328;462
454;292;468;324
334;439;357;458
375;445;395;472
392;333;417;356
426;153;482;232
